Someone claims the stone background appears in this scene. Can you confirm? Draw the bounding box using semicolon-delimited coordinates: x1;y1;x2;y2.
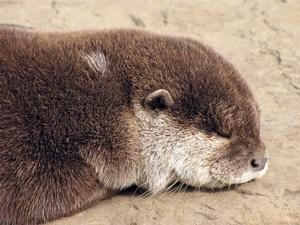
0;0;299;224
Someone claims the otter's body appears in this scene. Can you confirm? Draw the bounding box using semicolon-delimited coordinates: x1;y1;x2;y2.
0;27;268;225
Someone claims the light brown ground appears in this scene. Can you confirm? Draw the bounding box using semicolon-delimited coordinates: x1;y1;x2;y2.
1;0;299;224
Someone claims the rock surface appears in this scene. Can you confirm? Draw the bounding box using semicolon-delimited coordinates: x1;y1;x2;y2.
1;0;299;224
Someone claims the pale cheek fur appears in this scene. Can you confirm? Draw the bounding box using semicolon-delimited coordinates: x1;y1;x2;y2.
169;134;226;187
133;104;228;192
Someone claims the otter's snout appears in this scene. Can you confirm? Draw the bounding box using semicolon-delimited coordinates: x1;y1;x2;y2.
250;152;268;172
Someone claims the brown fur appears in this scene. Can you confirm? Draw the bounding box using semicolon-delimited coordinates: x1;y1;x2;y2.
0;27;265;225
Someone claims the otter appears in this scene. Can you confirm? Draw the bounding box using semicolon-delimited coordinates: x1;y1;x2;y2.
0;26;268;225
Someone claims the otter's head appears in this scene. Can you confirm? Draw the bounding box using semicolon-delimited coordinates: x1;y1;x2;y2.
128;34;268;193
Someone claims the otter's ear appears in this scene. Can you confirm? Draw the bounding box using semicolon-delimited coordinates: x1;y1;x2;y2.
144;89;174;110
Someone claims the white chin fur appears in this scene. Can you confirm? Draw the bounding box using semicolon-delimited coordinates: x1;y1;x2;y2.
213;162;269;185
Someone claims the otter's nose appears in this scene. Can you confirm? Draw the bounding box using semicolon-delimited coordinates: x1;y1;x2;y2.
250;152;268;171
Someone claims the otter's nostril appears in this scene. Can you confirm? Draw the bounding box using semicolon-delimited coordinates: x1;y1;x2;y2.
251;159;259;168
250;157;268;171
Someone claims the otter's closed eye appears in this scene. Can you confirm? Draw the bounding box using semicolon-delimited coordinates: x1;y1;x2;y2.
144;89;174;110
202;128;230;139
209;129;232;138
200;117;232;138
